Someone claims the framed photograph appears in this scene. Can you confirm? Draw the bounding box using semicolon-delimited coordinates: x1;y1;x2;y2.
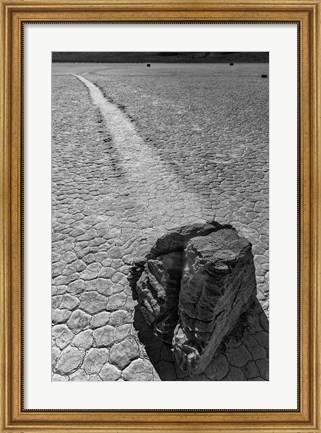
1;0;320;432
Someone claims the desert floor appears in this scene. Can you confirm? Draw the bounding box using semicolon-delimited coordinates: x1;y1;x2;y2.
51;63;269;382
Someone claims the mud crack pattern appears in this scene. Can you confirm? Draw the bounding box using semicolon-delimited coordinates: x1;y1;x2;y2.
52;64;269;381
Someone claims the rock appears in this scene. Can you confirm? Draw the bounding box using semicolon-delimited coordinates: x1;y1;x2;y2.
154;310;179;343
173;228;256;376
128;259;145;293
148;220;229;258
131;221;266;379
135;251;182;342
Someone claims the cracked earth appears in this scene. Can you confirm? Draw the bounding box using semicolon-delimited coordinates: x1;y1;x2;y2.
52;63;269;381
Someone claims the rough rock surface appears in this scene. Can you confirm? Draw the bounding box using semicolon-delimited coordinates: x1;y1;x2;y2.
148;221;231;258
175;228;257;375
135;221;232;343
135;252;182;342
134;223;257;376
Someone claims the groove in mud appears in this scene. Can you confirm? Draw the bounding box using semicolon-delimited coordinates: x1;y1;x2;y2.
94;107;125;177
93;82;138;126
72;74;207;219
93;81;188;180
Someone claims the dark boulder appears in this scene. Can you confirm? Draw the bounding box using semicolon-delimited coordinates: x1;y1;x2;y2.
135;252;183;343
132;221;257;375
173;228;257;375
148;220;231;258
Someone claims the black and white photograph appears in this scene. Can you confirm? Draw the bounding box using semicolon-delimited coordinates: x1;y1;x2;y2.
51;52;269;382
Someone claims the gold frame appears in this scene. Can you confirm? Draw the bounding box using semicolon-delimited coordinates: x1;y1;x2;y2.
0;1;320;431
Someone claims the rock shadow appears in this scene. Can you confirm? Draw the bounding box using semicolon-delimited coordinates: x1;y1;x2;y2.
133;305;187;381
133;298;269;381
129;221;269;381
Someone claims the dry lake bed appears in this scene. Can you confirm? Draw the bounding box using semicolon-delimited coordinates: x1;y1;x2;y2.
51;63;269;382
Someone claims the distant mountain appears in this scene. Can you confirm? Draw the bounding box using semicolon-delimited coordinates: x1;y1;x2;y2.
52;52;269;63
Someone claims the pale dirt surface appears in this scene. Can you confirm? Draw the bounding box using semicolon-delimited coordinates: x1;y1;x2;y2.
51;63;269;382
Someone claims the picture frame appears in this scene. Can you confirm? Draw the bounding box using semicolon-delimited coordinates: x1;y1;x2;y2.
1;0;320;431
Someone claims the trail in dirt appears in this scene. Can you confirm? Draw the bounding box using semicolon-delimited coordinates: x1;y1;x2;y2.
74;74;210;230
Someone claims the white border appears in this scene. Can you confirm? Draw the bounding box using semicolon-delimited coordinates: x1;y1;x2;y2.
24;24;297;409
